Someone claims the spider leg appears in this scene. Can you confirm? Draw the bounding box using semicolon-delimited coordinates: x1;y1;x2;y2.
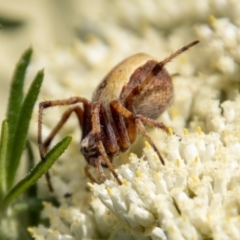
85;157;106;183
91;101;122;185
96;156;107;182
84;164;97;183
136;115;169;134
38;97;89;191
110;100;137;143
43;106;83;191
110;99;165;164
110;102;131;151
43;106;83;152
99;103;119;155
135;118;165;164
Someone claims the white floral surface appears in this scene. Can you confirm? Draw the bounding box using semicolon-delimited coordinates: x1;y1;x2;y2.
1;0;240;240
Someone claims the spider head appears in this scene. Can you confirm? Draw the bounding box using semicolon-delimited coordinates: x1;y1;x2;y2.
80;132;107;168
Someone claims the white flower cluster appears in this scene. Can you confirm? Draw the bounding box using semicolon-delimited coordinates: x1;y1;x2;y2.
29;119;240;240
26;1;240;239
90;129;240;240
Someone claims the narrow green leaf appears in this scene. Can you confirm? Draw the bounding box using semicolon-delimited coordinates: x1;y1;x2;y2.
0;120;9;198
12;196;59;214
2;136;72;209
6;48;32;143
6;48;32;188
7;70;44;189
0;16;24;29
26;141;37;197
12;198;44;213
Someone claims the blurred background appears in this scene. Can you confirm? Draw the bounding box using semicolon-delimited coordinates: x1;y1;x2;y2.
0;1;240;239
1;0;238;123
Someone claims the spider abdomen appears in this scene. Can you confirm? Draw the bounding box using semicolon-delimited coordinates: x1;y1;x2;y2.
120;60;173;119
92;53;173;119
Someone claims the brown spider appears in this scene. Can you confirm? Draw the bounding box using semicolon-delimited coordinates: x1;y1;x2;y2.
38;40;199;191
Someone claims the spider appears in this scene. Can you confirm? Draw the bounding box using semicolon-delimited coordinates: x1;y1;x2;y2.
38;40;199;191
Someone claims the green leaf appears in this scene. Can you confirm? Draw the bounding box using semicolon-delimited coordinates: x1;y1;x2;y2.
6;48;32;188
1;136;72;210
0;16;25;29
12;197;59;214
25;141;37;198
0;120;9;199
6;48;32;143
7;70;44;189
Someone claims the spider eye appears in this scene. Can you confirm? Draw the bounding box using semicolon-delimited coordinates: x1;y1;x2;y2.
81;146;88;154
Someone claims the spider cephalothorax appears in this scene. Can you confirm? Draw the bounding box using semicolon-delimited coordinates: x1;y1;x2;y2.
38;40;199;191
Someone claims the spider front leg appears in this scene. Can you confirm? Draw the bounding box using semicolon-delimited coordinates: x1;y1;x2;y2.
110;102;131;151
38;97;89;191
91;101;122;185
84;164;97;183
